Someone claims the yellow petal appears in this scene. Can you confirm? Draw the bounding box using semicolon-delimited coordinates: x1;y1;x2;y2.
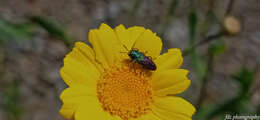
137;111;161;120
125;26;146;49
132;29;162;58
114;24;132;59
74;100;113;120
89;23;121;68
59;85;97;119
60;42;101;87
152;69;190;96
151;96;196;120
114;25;160;60
60;85;96;100
115;24;131;49
60;96;92;120
74;42;103;72
59;103;76;119
155;48;183;71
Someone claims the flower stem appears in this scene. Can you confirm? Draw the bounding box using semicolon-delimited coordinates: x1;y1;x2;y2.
183;31;225;57
225;0;235;16
195;48;215;110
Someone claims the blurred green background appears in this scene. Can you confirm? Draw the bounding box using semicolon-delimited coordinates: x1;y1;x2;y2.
0;0;259;120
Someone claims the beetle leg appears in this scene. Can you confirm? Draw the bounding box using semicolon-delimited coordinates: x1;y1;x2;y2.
148;56;157;60
132;48;139;51
144;51;148;55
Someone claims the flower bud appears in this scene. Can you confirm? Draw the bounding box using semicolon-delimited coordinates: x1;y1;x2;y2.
223;16;241;35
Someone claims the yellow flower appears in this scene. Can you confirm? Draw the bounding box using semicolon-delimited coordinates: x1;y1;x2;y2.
59;23;196;120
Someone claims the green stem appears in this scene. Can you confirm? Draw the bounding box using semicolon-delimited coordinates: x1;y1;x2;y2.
225;0;235;16
183;31;225;57
196;49;215;110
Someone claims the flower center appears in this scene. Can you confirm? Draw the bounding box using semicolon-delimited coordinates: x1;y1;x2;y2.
97;60;153;120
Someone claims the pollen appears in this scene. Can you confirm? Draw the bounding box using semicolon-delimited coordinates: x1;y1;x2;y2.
97;60;153;120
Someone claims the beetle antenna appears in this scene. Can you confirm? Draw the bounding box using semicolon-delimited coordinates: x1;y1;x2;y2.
120;52;128;53
123;45;129;51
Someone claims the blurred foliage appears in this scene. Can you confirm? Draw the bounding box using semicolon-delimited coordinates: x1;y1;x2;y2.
0;48;4;74
186;2;258;119
0;16;76;120
2;80;22;120
195;67;256;120
0;16;74;47
188;10;197;43
159;0;179;47
209;40;226;56
200;10;217;35
232;67;255;94
188;10;207;80
168;0;179;16
30;16;74;48
0;18;35;120
257;106;260;114
0;18;33;120
0;18;35;44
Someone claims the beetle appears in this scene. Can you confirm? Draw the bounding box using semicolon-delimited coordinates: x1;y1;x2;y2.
123;45;157;71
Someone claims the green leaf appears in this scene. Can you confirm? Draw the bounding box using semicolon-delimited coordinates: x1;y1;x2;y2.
3;80;22;120
197;67;256;119
191;52;207;79
209;40;226;56
257;106;260;114
188;10;197;44
168;0;179;16
0;18;35;44
194;104;219;120
30;16;74;47
187;9;206;79
232;67;254;93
